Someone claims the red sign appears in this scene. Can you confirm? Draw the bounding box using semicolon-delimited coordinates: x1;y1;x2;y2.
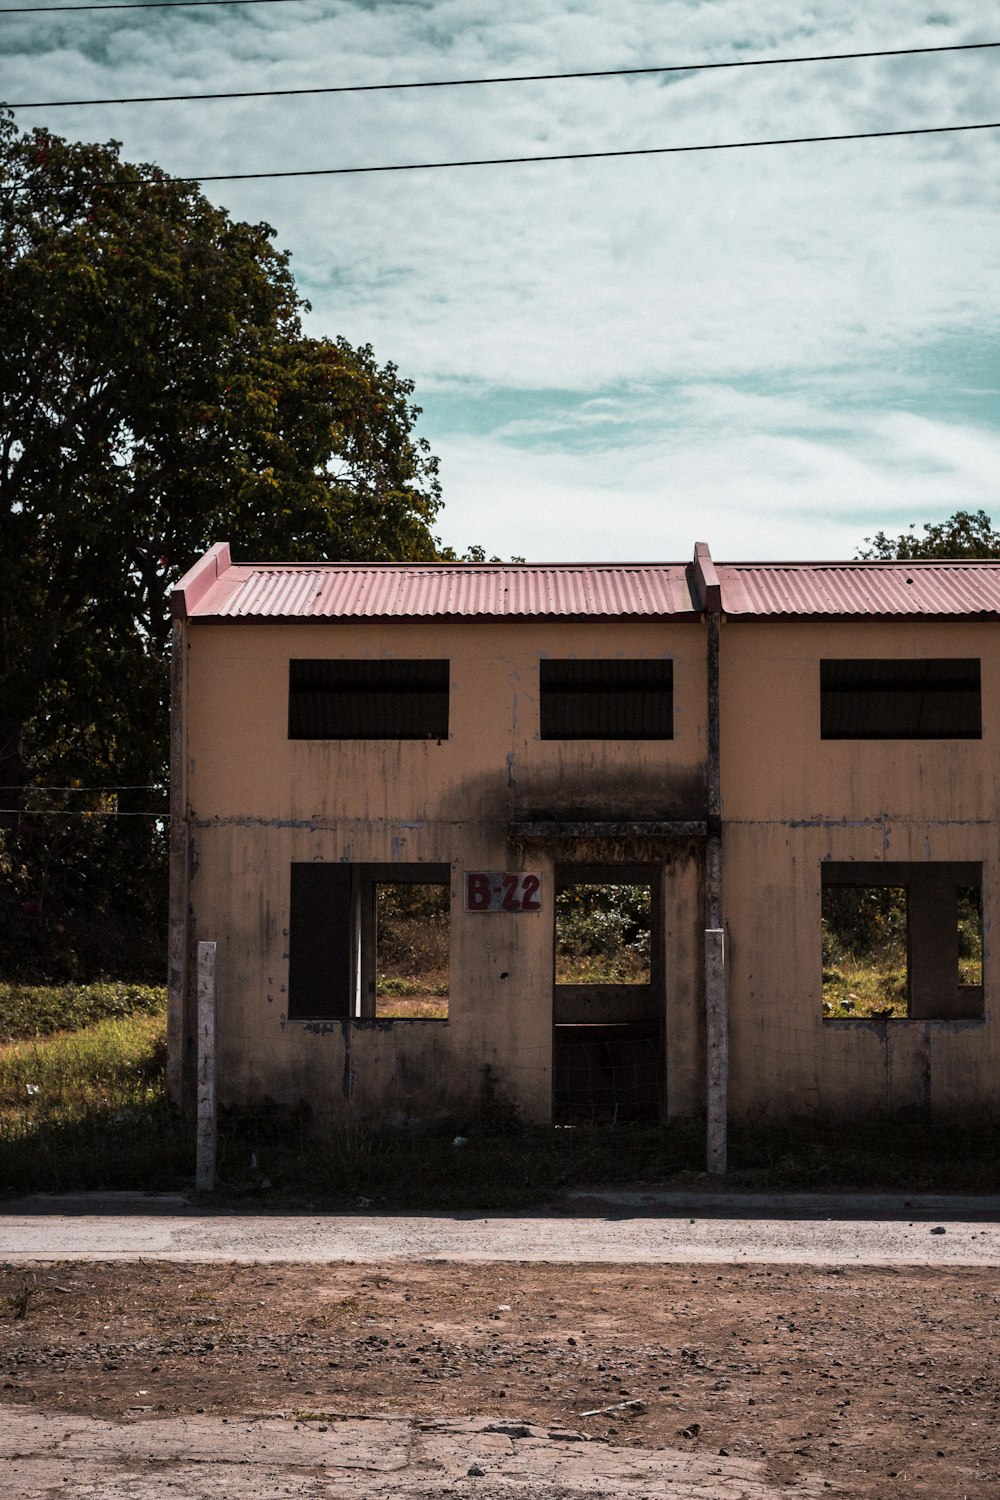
465;872;542;912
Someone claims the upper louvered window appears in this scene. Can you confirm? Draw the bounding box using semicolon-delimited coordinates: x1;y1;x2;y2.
539;660;673;740
820;659;981;739
288;659;449;739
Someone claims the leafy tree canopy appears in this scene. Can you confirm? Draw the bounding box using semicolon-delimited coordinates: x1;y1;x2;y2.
859;509;1000;560
0;111;447;976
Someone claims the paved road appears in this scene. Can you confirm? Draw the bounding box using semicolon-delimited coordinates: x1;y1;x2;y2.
3;1192;996;1498
0;1408;825;1499
1;1190;998;1265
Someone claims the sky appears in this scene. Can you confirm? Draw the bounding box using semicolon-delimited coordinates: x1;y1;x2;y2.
3;0;1000;561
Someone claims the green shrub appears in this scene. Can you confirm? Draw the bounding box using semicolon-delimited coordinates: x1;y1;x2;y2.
0;982;166;1044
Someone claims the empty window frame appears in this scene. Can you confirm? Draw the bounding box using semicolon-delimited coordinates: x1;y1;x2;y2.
288;863;354;1020
554;882;652;986
821;882;908;1019
820;659;981;740
287;862;450;1021
821;861;984;1021
288;659;449;740
539;659;673;740
374;881;449;1019
958;886;984;988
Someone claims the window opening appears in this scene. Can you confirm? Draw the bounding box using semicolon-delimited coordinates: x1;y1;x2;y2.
287;863;354;1020
375;881;449;1019
821;862;983;1021
820;658;981;739
539;659;673;740
287;863;450;1022
821;885;907;1019
958;886;983;988
554;883;651;985
289;659;449;739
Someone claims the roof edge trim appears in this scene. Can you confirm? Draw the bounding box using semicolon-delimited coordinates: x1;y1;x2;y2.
171;543;232;620
690;541;721;613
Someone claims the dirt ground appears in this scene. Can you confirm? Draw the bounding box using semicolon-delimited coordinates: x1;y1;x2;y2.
1;1259;998;1497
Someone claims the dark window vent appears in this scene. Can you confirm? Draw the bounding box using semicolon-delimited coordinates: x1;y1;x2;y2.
820;658;981;740
289;659;449;740
540;659;673;740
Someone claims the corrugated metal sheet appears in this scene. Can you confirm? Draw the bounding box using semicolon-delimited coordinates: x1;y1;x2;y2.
178;552;1000;622
189;563;700;621
718;563;1000;618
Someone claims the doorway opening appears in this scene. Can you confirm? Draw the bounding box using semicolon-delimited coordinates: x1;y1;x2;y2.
552;865;662;1122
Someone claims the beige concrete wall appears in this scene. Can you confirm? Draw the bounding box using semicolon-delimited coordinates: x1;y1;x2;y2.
179;619;706;1124
721;620;1000;1119
186;620;706;826
177;609;1000;1126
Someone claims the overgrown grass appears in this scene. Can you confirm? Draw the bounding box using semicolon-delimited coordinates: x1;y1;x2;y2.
375;994;448;1019
822;958;908;1018
216;1111;708;1209
215;1108;1000;1206
822;955;984;1019
0;981;166;1043
0;991;190;1194
1;984;999;1204
728;1113;1000;1195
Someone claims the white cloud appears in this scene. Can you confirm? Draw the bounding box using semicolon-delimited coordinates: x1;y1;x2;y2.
5;0;1000;556
433;395;1000;561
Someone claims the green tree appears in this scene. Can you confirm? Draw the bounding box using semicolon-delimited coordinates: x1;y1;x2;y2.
859;509;1000;560
0;111;444;977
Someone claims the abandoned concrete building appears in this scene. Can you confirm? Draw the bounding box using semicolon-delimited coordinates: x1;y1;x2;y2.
168;542;1000;1155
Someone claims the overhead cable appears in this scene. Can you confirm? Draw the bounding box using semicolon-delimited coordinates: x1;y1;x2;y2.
2;0;301;12
0;784;166;792
6;38;1000;110
140;119;1000;183
0;808;169;818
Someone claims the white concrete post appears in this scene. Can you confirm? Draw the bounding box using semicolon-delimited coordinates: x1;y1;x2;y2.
195;941;217;1192
705;927;727;1175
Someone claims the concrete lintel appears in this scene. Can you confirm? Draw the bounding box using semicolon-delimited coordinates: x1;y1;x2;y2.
509;820;708;841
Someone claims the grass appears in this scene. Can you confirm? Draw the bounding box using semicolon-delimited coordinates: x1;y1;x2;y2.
822;957;908;1018
728;1113;1000;1195
2;983;999;1203
375;974;448;1019
215;1109;1000;1206
375;994;448;1019
0;987;191;1195
0;981;167;1044
823;954;984;1019
218;1112;709;1209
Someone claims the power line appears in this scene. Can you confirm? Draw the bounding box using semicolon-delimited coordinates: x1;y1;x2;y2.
2;0;301;12
0;784;166;792
1;808;169;818
6;38;999;110
152;119;1000;183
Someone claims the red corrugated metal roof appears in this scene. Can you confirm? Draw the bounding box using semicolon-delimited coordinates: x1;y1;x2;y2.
178;562;701;621
717;562;1000;618
172;547;1000;622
